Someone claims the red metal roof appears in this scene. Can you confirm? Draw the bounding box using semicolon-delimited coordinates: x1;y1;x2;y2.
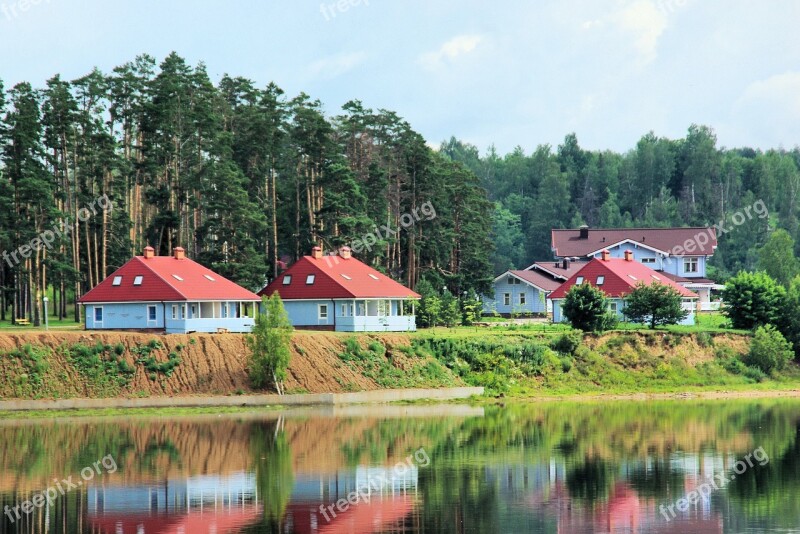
259;255;420;300
548;257;698;300
551;227;717;257
527;260;588;280
78;255;261;303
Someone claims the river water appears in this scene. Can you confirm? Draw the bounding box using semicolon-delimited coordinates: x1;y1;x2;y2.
0;399;798;533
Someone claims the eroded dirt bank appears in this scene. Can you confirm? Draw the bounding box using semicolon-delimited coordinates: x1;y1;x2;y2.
0;331;457;399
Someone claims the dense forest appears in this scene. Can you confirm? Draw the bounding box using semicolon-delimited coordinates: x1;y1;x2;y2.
1;52;798;326
0;53;493;325
442;130;799;278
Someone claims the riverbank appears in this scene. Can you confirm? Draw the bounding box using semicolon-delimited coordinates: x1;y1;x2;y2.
0;327;798;404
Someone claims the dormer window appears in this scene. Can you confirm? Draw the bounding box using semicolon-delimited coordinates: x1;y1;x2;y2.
172;274;184;281
112;276;123;286
283;275;292;285
306;274;316;285
133;276;143;286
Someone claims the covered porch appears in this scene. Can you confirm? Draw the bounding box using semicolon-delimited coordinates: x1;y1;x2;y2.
335;298;417;332
166;300;259;334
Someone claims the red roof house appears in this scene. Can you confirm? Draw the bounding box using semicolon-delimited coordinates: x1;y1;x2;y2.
259;247;420;331
549;250;698;325
78;246;261;333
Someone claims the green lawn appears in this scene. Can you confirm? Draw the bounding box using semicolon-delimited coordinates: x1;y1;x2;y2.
0;317;82;331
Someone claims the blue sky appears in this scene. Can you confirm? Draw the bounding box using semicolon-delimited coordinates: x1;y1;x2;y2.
1;0;798;154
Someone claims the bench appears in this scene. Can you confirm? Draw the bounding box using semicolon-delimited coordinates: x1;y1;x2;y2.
14;319;30;326
216;327;229;334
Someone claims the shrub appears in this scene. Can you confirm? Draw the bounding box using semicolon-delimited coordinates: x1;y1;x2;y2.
550;331;582;355
696;332;714;348
562;283;613;332
722;271;785;329
744;325;793;374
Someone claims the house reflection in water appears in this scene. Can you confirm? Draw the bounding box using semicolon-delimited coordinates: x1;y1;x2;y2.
86;465;418;533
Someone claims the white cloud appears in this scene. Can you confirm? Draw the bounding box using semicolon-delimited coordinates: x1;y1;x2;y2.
581;1;669;66
418;34;484;71
738;71;800;117
307;51;368;80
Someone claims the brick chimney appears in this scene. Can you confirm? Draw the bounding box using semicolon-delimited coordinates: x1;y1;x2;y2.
338;246;352;260
601;249;610;261
624;250;634;262
311;246;323;259
173;247;186;260
143;246;155;259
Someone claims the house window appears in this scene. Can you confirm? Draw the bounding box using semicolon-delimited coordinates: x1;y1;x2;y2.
112;276;123;286
93;307;103;323
576;276;584;285
148;305;157;322
306;274;315;285
596;276;605;285
133;276;143;286
204;274;216;282
221;304;228;318
172;274;184;282
369;274;379;280
519;293;527;305
609;302;618;313
341;303;347;316
318;304;328;321
172;305;177;320
641;258;656;264
684;257;699;273
190;304;197;318
341;274;352;280
283;275;292;285
628;274;637;281
179;305;185;320
503;293;511;306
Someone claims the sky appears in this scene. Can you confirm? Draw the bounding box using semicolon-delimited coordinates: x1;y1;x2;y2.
0;0;798;155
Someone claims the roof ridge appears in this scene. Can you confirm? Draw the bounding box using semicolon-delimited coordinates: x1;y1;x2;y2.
132;256;190;300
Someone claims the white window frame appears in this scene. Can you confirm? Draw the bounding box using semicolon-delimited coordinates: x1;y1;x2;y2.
147;305;157;324
596;276;605;285
283;275;292;285
133;275;143;286
221;303;228;318
503;293;511;306
112;276;123;286
641;257;656;264
306;274;316;285
609;302;618;313
576;276;584;285
518;292;526;305
179;305;185;320
318;304;329;321
93;306;103;326
684;257;699;273
172;305;178;320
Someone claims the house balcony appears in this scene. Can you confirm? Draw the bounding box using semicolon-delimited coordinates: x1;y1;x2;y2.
336;315;416;332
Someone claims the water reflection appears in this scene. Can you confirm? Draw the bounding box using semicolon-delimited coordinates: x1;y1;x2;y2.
0;400;798;533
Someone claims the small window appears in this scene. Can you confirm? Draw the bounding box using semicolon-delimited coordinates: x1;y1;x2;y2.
172;274;184;281
369;274;379;280
94;307;103;322
628;274;638;280
576;276;584;285
684;257;699;273
341;274;352;280
112;276;123;286
283;275;292;285
503;293;511;306
609;302;618;313
596;276;605;286
306;274;315;285
341;303;347;316
641;258;656;264
133;276;143;286
519;293;526;305
172;305;177;320
318;304;328;320
204;274;216;282
148;305;157;322
179;305;185;319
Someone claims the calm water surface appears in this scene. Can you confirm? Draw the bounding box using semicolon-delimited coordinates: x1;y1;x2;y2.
0;400;799;533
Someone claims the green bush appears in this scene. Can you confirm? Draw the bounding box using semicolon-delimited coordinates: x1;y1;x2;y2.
550;331;582;355
722;271;785;329
744;325;793;374
696;332;714;348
